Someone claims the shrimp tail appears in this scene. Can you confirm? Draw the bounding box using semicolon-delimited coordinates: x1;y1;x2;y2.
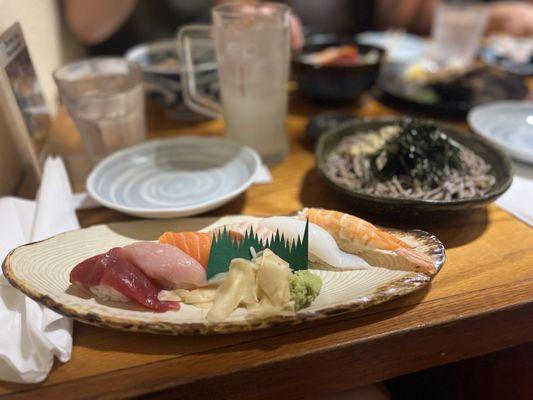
376;230;413;250
395;247;435;275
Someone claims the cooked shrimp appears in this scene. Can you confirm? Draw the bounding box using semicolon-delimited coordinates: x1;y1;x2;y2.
298;208;435;274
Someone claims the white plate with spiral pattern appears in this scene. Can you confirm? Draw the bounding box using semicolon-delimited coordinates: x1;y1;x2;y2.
468;101;533;165
87;137;261;218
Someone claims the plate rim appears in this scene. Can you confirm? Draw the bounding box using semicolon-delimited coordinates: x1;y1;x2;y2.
2;220;445;335
467;100;533;165
86;136;261;215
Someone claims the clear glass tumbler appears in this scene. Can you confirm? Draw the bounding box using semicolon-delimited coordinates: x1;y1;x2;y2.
54;58;146;163
431;1;489;68
178;2;291;164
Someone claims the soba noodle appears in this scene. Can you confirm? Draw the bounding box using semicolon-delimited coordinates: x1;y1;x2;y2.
325;127;495;201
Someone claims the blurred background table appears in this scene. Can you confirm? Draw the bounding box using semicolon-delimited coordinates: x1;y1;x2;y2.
1;91;532;399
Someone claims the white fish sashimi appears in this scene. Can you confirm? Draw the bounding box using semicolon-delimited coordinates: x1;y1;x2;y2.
259;216;370;270
122;242;206;289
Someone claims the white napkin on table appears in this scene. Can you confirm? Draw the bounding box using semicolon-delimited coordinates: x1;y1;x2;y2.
253;164;273;184
496;161;533;227
0;156;78;383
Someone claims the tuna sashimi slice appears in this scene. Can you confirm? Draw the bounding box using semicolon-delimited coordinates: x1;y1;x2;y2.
70;248;180;312
70;254;104;287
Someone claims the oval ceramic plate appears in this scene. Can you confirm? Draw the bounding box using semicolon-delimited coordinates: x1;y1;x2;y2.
468;101;533;165
87;137;261;218
2;216;445;335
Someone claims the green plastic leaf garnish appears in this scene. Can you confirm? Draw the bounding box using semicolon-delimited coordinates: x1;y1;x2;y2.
206;220;309;279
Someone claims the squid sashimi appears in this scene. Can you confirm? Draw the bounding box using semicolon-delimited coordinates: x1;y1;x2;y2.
299;208;435;274
259;216;370;270
70;248;180;312
122;242;205;289
158;232;212;268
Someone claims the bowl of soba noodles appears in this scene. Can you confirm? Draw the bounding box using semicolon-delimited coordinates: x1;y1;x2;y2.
316;117;512;217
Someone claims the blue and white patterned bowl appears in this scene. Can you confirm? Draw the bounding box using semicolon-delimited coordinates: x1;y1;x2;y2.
87;137;261;218
468;101;533;165
481;46;533;76
125;39;218;121
355;31;428;63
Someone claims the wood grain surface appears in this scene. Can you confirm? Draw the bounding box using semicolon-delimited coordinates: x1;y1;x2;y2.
1;91;532;399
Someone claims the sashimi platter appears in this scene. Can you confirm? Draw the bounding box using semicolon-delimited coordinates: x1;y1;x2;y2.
3;208;445;334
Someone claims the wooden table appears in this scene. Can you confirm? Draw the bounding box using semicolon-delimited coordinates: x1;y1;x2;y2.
1;93;532;400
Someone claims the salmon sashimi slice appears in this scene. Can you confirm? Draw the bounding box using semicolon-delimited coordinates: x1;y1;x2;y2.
299;208;435;275
158;232;212;268
70;248;180;312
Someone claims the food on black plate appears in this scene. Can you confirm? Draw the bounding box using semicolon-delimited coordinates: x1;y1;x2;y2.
386;61;527;106
325;120;495;200
149;50;180;69
301;45;380;67
154;57;180;68
404;62;479;86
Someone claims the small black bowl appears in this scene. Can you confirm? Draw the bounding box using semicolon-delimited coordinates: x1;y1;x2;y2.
293;34;385;102
315;117;513;218
305;110;356;141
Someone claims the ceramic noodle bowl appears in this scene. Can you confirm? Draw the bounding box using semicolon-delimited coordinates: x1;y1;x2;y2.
315;117;513;218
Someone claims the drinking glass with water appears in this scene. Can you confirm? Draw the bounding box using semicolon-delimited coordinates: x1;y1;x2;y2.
431;1;489;69
178;2;291;165
54;58;146;163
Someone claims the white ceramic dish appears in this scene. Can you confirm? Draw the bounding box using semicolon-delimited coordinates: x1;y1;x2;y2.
3;216;445;335
86;137;261;218
468;101;533;165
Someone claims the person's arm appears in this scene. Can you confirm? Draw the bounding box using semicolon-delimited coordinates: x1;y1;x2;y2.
375;0;440;35
376;0;533;37
487;1;533;36
64;0;138;45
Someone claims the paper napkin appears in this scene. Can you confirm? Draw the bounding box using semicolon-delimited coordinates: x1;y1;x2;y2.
496;161;533;227
253;164;273;184
0;156;78;383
